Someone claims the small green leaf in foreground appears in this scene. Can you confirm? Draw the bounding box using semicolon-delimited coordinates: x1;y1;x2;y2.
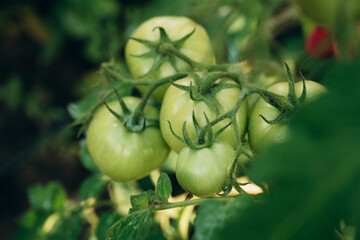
155;172;172;202
107;209;152;240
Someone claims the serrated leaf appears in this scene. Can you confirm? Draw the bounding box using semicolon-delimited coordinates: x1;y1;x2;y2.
155;173;172;202
130;193;149;212
107;209;152;240
96;212;122;240
28;182;67;212
79;138;99;172
79;173;108;200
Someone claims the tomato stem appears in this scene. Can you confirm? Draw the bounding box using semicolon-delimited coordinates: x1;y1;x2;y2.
153;196;235;211
130;73;188;128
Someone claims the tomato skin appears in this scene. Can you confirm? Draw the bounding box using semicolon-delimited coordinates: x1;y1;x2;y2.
176;142;235;197
86;96;169;182
125;16;215;102
248;81;327;153
160;77;248;153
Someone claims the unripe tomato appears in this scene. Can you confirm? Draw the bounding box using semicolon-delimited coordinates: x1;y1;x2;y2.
125;16;215;102
160;76;248;153
176;141;235;197
86;96;169;182
248;81;327;153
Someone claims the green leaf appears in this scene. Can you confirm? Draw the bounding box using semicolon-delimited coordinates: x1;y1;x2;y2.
107;209;152;240
193;195;253;240
155;173;172;202
130;193;149;213
11;209;49;240
96;212;122;240
79;173;108;200
145;190;156;203
79;138;99;172
47;208;83;240
28;182;67;212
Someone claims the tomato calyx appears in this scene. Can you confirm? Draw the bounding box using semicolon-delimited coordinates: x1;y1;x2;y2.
170;72;241;116
104;89;159;132
129;27;196;77
252;63;307;125
168;111;231;150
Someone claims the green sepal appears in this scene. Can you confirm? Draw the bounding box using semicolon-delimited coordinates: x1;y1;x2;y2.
190;72;203;87
124;115;146;132
192;111;201;135
140;55;168;78
259;111;289;125
104;102;124;122
214;121;232;139
211;83;240;95
129;27;196;79
130;50;157;59
170;81;192;92
284;62;297;105
231;178;247;194
114;88;131;115
257;89;293;113
217;184;233;197
182;121;194;147
298;72;307;104
153;27;172;43
128;36;157;48
145;118;160;128
201;112;213;147
167;121;185;144
172;28;196;48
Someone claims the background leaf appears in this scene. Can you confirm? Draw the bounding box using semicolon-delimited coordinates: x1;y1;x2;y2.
96;212;122;240
28;182;67;212
78;173;108;200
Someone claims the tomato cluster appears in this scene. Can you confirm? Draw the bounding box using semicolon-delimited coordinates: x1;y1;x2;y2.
85;16;326;197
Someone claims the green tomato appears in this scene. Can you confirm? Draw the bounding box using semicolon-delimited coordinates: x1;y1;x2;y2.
86;96;169;182
292;0;360;29
125;16;215;102
248;80;327;153
176;141;235;197
160;77;248;153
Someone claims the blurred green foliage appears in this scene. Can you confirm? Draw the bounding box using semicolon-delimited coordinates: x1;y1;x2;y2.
2;0;360;239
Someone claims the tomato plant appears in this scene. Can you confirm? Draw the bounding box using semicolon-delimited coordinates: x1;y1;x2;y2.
248;80;327;153
125;16;215;102
16;0;360;238
86;96;169;182
160;76;248;153
176;141;235;197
